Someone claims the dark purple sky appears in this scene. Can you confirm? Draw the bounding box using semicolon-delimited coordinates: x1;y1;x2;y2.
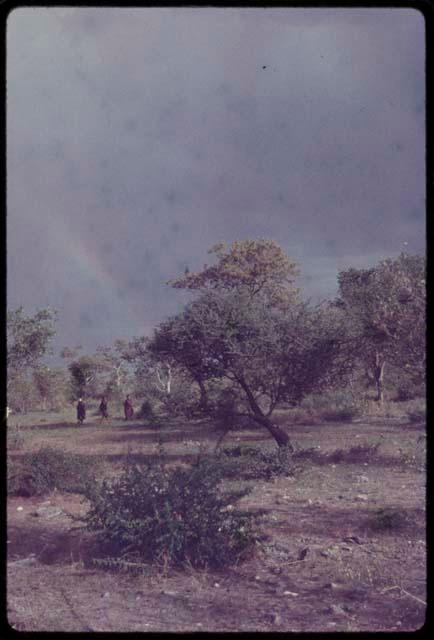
7;7;425;354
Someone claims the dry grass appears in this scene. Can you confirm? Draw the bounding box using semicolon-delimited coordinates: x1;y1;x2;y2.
7;406;426;632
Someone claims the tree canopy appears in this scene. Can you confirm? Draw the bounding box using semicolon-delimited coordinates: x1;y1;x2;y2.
337;253;426;400
169;239;300;309
7;307;57;381
150;240;353;448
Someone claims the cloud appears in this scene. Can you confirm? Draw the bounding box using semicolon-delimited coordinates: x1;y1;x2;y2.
7;7;425;352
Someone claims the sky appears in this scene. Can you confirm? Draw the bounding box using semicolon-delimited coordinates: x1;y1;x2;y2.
7;7;425;356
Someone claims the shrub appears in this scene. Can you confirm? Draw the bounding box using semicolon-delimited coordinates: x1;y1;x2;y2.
136;399;155;420
217;444;294;480
301;390;362;422
395;381;425;402
157;379;200;418
84;458;255;569
328;443;380;463
293;442;380;465
406;398;426;424
367;507;409;532
284;408;321;425
8;447;99;497
408;409;426;424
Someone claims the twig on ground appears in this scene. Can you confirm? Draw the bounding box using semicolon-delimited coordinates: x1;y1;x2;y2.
59;585;95;631
380;585;426;606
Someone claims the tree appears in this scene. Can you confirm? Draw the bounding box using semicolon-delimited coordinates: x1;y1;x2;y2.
94;341;135;399
62;342;134;402
161;239;302;413
32;366;69;411
8;375;39;414
67;355;110;400
7;307;57;386
337;253;426;402
151;240;352;448
148;312;223;411
7;307;57;412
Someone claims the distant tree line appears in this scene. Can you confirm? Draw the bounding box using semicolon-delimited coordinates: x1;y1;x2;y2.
7;240;425;448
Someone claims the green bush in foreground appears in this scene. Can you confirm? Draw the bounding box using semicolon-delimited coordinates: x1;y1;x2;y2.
84;459;255;569
8;447;98;496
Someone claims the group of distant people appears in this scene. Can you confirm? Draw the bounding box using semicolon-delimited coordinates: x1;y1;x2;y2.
76;395;134;425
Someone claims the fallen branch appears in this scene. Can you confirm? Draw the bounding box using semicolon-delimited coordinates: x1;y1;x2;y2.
380;585;426;606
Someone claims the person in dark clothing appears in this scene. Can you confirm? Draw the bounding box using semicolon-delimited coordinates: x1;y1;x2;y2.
77;398;86;424
124;395;134;421
99;396;109;423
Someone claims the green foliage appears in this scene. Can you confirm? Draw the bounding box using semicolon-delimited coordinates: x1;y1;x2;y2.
169;239;300;308
7;307;58;413
217;444;294;480
7;373;39;414
337;254;426;400
84;458;255;569
67;355;107;400
7;447;99;497
367;507;409;532
136;399;155;419
7;307;57;380
301;390;362;422
158;379;199;417
151;284;353;447
32;366;70;411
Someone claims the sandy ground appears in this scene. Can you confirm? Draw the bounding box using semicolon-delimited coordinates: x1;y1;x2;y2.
7;415;426;632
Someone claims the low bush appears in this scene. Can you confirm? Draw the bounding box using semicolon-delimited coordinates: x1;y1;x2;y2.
136;399;155;420
301;390;362;422
217;444;294;480
84;458;255;569
8;447;99;497
293;442;380;465
408;409;426;424
277;408;321;425
395;381;425;402
328;443;380;463
367;507;409;532
406;398;426;424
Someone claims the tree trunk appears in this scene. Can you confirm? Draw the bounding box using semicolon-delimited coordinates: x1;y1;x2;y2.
196;377;208;411
236;376;292;449
374;355;386;403
253;414;292;449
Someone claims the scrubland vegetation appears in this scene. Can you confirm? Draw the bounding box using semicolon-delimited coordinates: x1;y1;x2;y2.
7;240;426;631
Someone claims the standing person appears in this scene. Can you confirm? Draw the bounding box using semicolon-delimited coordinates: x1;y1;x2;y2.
77;398;86;424
99;396;109;423
124;395;134;421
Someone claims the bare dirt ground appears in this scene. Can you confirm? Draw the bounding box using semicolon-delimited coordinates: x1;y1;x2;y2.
7;412;426;632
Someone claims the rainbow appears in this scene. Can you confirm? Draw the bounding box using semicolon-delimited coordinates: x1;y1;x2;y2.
51;215;150;331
